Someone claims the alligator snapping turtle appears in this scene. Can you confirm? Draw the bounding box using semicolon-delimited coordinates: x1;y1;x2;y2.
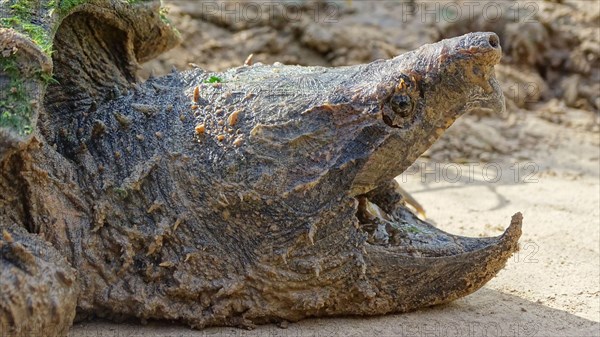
0;1;522;336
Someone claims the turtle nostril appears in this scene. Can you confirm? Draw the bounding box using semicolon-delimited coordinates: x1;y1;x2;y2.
488;34;499;48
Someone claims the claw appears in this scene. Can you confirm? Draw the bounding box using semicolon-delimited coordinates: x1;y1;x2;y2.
396;185;427;220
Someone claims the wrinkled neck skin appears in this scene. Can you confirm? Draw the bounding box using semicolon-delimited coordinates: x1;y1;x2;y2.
11;32;518;328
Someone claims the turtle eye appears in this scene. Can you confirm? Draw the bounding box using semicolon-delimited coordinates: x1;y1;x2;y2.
382;74;419;128
390;94;412;118
383;92;414;127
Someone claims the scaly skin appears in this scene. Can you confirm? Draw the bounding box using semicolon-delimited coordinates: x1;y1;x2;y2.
0;1;521;336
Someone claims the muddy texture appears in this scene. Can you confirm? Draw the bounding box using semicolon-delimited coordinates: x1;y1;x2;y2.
0;224;79;337
1;1;523;336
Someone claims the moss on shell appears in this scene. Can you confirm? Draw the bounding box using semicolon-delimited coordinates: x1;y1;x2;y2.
0;0;178;136
0;55;34;135
0;0;53;54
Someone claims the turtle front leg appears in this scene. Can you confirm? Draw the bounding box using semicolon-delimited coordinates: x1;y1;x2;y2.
0;224;79;337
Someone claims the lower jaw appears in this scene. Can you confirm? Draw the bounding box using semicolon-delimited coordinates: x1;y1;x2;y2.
352;193;523;313
356;192;522;259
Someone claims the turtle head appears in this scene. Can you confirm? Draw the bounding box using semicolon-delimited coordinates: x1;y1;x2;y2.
382;31;504;129
349;32;505;195
240;33;504;206
234;32;520;314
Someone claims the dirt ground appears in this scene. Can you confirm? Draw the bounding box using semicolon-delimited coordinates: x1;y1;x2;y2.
72;0;599;336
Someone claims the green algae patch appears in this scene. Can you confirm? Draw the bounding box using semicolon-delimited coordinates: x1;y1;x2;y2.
0;0;180;136
204;76;223;84
57;0;88;13
0;56;34;135
0;0;54;54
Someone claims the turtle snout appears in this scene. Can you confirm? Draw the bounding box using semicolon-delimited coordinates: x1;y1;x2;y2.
463;32;503;67
477;32;500;51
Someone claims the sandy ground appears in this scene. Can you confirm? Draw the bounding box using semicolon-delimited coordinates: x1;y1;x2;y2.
71;0;599;336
